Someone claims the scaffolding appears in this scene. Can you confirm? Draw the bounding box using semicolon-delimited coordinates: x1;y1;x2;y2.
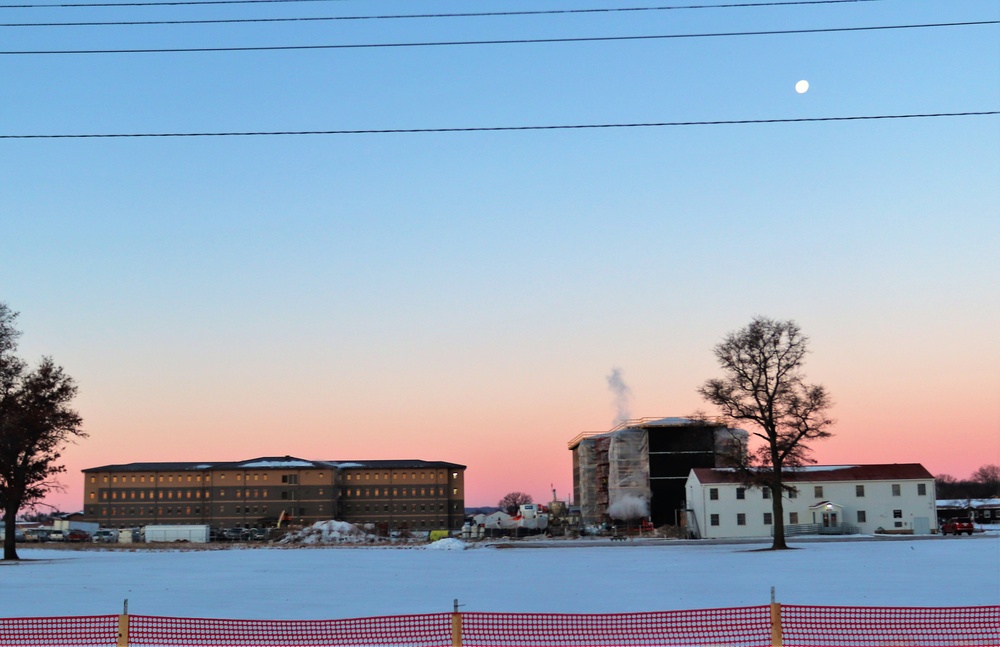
577;427;651;525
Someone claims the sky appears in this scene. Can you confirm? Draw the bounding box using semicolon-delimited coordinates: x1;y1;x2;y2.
1;0;997;513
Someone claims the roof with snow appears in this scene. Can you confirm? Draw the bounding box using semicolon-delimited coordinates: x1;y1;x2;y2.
84;456;465;472
568;416;741;449
690;463;933;484
936;498;1000;509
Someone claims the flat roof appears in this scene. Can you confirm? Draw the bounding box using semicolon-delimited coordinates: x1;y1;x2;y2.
83;457;466;473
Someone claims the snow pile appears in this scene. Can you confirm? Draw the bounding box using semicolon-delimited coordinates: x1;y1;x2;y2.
425;538;466;550
279;520;366;545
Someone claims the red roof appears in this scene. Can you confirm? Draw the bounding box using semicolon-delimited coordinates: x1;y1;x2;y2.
691;463;933;484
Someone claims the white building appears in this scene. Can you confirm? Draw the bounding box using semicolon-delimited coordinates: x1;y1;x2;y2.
685;464;937;539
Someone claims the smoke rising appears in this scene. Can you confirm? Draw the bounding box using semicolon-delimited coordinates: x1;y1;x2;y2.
606;367;632;426
607;494;649;521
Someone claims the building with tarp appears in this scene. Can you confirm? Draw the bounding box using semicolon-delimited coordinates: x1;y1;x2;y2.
568;417;746;528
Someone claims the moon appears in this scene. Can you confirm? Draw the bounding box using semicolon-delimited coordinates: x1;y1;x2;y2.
795;80;810;94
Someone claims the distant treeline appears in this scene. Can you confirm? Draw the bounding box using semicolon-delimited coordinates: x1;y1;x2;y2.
936;464;1000;500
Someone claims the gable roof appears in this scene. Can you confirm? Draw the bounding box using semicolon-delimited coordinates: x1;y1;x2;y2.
691;463;933;484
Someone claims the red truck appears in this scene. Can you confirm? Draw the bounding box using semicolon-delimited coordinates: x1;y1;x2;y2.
941;517;975;536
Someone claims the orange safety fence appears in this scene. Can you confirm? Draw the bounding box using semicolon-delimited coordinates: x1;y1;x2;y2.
0;605;997;647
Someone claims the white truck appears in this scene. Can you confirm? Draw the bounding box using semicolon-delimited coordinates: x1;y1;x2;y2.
52;519;100;535
143;525;210;543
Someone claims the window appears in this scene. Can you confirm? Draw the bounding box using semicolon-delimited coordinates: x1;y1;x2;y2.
917;483;927;496
856;485;865;497
894;521;904;528
709;488;719;500
893;509;902;518
736;513;746;526
452;488;458;495
763;512;773;525
763;488;771;499
857;511;867;523
789;512;799;524
788;489;797;499
814;486;824;498
892;484;901;496
736;488;745;500
282;475;299;485
710;514;720;526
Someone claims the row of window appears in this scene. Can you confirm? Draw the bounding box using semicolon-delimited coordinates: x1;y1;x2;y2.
344;487;454;497
94;472;301;485
708;509;906;526
96;489;310;501
343;503;450;514
343;471;459;482
96;505;313;517
95;470;463;487
708;483;928;501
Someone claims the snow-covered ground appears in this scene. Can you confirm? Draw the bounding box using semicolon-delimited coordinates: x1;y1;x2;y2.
2;536;997;620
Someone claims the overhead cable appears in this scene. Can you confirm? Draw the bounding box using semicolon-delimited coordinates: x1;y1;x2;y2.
1;1;893;27
2;21;995;55
3;112;996;139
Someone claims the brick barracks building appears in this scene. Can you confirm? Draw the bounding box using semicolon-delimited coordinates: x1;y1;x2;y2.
82;456;466;532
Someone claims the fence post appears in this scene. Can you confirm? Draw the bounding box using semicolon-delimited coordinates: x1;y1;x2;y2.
451;598;463;647
770;587;783;647
117;599;130;647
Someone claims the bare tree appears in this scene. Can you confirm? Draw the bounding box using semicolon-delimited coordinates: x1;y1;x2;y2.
698;316;834;550
971;464;1000;494
498;491;533;515
0;304;85;561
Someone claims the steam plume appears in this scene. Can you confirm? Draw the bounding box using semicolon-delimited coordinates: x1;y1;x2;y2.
606;367;632;426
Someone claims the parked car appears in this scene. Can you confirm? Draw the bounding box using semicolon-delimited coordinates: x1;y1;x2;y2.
48;530;66;542
23;528;50;543
66;529;91;543
941;518;975;536
0;529;27;542
92;529;118;543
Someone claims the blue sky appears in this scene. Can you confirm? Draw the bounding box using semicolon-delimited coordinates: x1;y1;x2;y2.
1;0;998;510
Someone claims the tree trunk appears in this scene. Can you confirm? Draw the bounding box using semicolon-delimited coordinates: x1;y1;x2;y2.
770;460;789;550
3;506;19;561
770;482;787;549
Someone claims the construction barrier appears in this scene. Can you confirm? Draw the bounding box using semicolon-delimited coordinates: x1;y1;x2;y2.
0;604;997;646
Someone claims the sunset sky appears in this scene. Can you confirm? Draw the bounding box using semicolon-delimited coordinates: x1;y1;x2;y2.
1;0;997;513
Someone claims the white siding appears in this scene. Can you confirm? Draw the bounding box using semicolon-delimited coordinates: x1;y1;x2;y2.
685;471;937;539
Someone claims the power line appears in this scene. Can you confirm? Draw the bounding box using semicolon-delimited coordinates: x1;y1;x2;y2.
0;1;894;27
0;0;893;10
3;112;996;139
2;21;995;55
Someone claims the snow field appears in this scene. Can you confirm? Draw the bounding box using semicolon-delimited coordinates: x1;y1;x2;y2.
1;537;996;620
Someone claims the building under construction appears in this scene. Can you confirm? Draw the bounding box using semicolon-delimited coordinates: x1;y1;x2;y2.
568;417;746;528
